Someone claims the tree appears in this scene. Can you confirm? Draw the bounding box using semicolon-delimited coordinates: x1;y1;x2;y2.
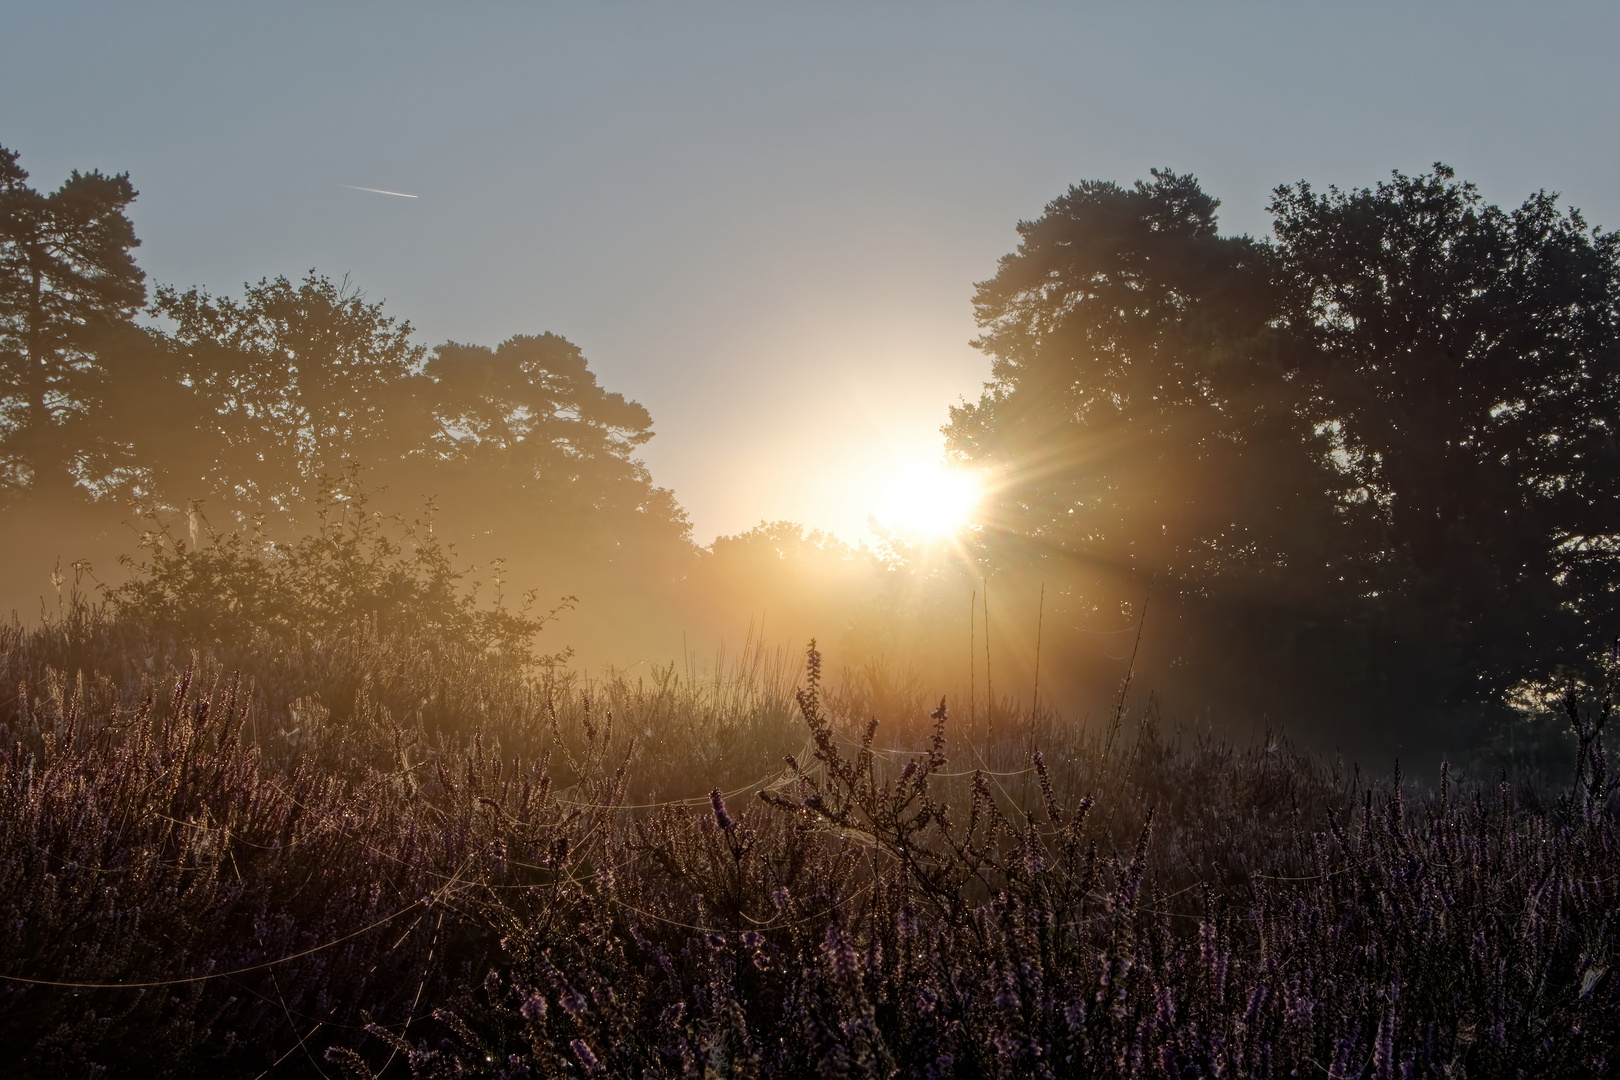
949;170;1346;609
948;165;1620;752
150;278;691;582
0;144;146;503
422;333;688;553
1272;165;1620;708
151;273;431;519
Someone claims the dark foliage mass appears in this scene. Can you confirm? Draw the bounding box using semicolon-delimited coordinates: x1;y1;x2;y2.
2;617;1617;1077
0;143;690;668
951;166;1620;756
108;467;556;660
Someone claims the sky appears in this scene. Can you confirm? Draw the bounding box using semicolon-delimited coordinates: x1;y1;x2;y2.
5;1;1619;544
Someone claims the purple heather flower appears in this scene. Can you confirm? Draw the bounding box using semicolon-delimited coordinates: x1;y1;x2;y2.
710;788;734;831
570;1039;604;1077
1373;1011;1397;1080
488;838;508;876
995;975;1021;1012
558;986;587;1017
823;926;860;980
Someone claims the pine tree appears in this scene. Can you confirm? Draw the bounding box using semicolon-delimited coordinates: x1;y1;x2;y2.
0;144;146;503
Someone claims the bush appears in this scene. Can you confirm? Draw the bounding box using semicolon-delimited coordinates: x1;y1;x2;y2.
111;469;564;662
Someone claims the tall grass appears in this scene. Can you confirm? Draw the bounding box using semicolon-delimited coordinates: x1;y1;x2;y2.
2;608;1616;1077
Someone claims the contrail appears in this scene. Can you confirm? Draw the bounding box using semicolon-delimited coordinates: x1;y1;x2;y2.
339;184;419;199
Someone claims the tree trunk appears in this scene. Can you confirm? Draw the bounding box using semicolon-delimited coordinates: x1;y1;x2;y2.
23;263;75;501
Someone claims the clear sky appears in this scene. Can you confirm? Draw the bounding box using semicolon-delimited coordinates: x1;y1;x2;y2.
5;1;1618;544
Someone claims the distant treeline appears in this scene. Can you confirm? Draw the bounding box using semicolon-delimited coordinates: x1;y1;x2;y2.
4;143;1619;760
0;144;686;558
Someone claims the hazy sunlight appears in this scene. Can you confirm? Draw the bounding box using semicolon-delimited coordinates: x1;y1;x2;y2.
871;462;982;538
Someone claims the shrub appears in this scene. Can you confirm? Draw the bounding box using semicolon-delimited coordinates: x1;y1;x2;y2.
110;469;563;662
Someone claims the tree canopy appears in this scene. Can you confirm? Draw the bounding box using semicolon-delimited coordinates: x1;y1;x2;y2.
150;273;430;516
951;170;1343;597
948;165;1620;749
0;144;693;660
144;275;692;570
0;145;146;502
421;333;689;557
1272;167;1620;706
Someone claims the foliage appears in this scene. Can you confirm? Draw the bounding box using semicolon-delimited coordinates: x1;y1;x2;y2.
149;273;430;518
1272;165;1620;714
2;624;1618;1077
0;143;147;503
955;169;1338;590
700;522;880;641
109;469;560;661
419;333;691;561
950;165;1620;749
134;275;696;610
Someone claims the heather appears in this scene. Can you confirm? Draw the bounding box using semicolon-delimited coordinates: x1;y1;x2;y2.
3;607;1617;1077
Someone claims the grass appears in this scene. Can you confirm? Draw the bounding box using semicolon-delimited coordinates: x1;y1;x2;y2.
1;605;1616;1078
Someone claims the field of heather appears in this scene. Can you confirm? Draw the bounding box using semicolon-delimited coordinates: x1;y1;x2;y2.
3;610;1616;1078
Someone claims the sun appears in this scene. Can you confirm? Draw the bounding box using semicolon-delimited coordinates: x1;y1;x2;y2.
872;462;983;539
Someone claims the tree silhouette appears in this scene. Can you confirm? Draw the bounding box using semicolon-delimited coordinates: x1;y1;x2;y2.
951;170;1343;597
0;144;146;504
949;166;1620;749
150;272;431;520
1272;165;1620;712
139;271;695;645
421;333;688;557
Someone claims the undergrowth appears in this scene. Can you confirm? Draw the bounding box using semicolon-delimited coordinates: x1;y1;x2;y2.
1;610;1616;1078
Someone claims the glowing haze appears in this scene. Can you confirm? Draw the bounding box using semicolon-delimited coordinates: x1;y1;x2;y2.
872;462;984;540
4;3;1618;545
